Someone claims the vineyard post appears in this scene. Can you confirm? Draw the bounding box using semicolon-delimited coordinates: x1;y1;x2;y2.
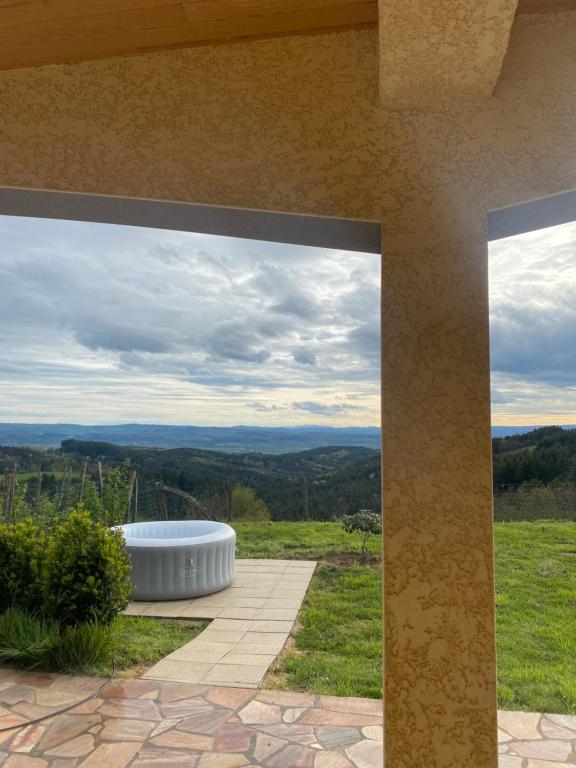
302;477;309;521
3;468;14;523
155;482;168;521
125;470;137;523
97;461;104;500
79;460;88;502
133;477;139;523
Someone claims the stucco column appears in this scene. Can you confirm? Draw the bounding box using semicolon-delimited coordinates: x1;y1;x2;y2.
381;203;497;768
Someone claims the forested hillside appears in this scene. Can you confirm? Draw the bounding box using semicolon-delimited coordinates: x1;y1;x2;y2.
0;441;380;522
60;441;380;521
2;425;576;523
493;426;576;487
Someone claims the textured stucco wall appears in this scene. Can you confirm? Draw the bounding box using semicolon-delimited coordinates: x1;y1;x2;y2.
0;12;575;768
378;0;518;108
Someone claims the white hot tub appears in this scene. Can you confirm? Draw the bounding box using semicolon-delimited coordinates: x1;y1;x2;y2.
117;520;236;601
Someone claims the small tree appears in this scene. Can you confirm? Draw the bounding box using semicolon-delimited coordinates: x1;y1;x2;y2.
342;509;381;562
101;461;132;526
230;486;271;522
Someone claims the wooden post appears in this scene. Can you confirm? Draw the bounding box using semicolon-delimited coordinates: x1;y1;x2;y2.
35;469;42;514
302;477;309;521
133;477;139;523
79;460;88;502
227;480;234;521
3;468;14;523
162;485;214;520
155;482;168;521
56;466;68;513
97;461;104;501
125;470;137;523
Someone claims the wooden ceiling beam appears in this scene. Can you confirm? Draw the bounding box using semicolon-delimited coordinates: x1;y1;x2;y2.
518;0;576;11
0;0;572;72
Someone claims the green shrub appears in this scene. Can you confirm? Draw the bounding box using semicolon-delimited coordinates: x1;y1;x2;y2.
230;486;271;522
0;519;47;614
44;506;132;626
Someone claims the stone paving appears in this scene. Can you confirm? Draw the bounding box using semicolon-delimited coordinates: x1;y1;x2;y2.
0;668;383;767
498;710;576;766
126;559;317;688
0;669;574;766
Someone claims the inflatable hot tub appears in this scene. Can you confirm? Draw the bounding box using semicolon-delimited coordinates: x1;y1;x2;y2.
117;520;236;601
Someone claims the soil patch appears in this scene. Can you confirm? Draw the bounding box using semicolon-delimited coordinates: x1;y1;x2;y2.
320;551;381;568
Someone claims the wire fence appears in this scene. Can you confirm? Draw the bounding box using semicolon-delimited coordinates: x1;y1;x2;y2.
0;467;217;527
494;481;576;522
4;464;576;525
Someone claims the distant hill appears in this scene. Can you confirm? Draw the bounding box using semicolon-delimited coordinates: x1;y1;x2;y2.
2;422;575;454
492;425;576;438
0;423;381;453
3;425;576;520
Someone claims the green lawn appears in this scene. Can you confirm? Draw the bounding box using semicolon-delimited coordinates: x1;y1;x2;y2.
97;615;208;678
234;521;576;711
495;522;576;713
234;520;380;560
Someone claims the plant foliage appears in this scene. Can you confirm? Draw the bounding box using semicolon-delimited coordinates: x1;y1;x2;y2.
342;509;382;562
0;519;47;614
43;506;132;626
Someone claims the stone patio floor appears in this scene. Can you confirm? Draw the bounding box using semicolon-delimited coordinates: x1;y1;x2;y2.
0;669;574;767
126;559;317;688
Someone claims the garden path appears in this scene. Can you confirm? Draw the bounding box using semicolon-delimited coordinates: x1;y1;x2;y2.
125;559;316;688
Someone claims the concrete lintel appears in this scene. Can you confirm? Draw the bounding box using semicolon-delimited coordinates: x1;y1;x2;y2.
0;186;381;254
379;0;519;109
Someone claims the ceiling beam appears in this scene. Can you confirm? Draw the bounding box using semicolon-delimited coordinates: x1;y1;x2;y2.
0;0;571;72
378;0;519;109
517;0;576;12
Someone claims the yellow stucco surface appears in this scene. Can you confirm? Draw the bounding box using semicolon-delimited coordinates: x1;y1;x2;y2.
0;11;575;767
379;0;519;107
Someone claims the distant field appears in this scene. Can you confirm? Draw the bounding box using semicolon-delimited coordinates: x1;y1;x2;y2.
235;521;576;711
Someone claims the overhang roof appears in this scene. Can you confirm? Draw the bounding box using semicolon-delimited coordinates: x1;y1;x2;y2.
0;0;573;72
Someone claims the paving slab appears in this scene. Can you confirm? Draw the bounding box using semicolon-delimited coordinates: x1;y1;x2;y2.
0;671;571;766
127;559;315;686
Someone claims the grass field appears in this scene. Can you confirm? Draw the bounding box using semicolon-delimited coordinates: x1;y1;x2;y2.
495;522;576;713
235;520;576;712
94;615;208;678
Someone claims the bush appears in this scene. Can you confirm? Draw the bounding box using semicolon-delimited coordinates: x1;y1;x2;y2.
0;519;47;614
342;509;382;562
230;486;271;522
44;506;132;626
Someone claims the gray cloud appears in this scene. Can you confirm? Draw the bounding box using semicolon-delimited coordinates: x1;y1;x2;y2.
489;221;576;423
292;401;361;416
0;215;380;424
293;350;316;366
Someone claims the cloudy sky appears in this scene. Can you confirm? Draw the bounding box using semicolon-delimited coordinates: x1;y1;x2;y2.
0;215;380;426
0;214;573;427
489;220;576;426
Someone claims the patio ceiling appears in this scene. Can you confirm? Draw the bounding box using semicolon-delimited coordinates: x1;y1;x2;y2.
0;0;573;72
